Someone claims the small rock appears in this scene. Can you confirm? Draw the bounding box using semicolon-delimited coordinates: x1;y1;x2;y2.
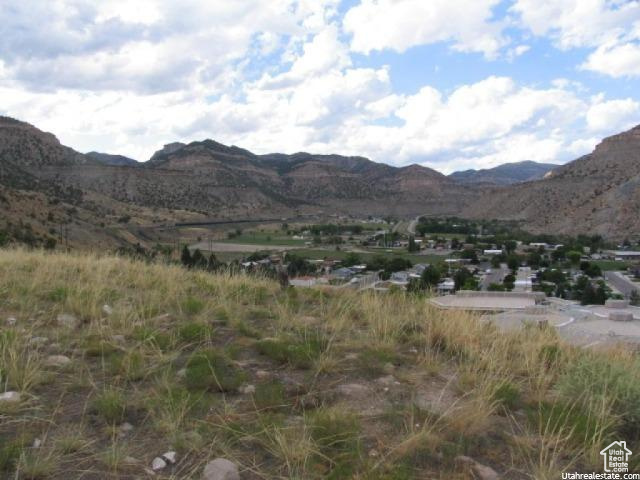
336;383;370;398
102;304;114;316
455;455;500;480
57;313;79;329
6;316;17;326
162;451;177;464
368;448;379;457
29;336;49;346
33;438;42;448
0;391;21;404
203;458;240;480
151;457;167;471
239;384;255;395
382;362;395;374
376;375;399;387
118;422;134;438
176;368;187;378
44;355;72;367
473;463;500;480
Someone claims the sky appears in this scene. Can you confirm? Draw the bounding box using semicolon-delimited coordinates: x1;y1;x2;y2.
0;0;639;174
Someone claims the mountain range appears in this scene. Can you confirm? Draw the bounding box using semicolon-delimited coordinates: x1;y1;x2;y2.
448;160;558;185
1;115;639;245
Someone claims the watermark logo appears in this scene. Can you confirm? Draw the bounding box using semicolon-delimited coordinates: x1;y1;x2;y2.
600;441;632;473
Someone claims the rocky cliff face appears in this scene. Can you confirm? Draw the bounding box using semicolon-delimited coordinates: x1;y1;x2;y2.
464;125;640;239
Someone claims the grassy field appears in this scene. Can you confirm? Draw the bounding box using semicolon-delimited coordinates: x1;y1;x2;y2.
291;248;445;265
1;249;639;479
592;260;631;271
219;232;306;246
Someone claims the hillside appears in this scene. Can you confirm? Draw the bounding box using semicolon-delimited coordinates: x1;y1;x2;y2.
449;161;558;185
86;152;140;167
2;249;639;478
464;125;640;239
0;116;475;225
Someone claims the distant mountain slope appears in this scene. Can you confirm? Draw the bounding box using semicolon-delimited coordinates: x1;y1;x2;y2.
464;125;640;239
0;116;474;221
449;160;558;185
86;151;139;167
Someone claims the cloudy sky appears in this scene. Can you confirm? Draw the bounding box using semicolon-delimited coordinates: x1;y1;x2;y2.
1;0;639;173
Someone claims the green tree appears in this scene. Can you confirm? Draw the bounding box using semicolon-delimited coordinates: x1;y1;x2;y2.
507;254;520;272
420;266;441;288
181;245;193;268
343;252;362;267
191;249;207;269
567;251;582;265
408;236;420;253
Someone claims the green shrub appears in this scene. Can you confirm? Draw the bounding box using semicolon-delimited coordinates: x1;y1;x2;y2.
527;401;612;446
92;389;127;424
492;381;520;410
556;354;640;433
253;380;286;411
109;351;147;381
181;296;205;316
84;335;118;357
255;338;310;369
132;326;173;351
184;349;245;392
178;322;213;344
308;408;361;462
0;437;27;473
47;286;69;302
357;347;400;376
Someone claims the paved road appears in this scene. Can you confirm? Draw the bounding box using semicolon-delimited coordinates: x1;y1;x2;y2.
481;264;509;290
408;215;420;235
393;215;422;236
605;271;640;298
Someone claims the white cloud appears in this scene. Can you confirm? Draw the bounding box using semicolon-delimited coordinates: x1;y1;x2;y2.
512;0;640;49
0;0;639;176
343;0;507;58
586;96;640;132
582;41;640;77
0;0;340;93
513;0;640;77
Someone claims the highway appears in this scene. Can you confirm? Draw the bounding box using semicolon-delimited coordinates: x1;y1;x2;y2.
604;271;640;298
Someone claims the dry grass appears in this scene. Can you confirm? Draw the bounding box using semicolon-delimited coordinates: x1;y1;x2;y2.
0;248;638;479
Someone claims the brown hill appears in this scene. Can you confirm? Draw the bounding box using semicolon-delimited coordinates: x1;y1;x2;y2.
3;114;639;242
464;125;640;239
1;116;473;220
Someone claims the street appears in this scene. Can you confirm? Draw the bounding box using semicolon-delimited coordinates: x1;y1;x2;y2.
604;271;640;298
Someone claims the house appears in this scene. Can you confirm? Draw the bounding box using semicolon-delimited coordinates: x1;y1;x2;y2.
436;278;456;295
290;276;317;288
600;441;632;473
484;249;503;255
332;267;355;280
605;250;640;261
411;264;429;275
390;271;411;285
